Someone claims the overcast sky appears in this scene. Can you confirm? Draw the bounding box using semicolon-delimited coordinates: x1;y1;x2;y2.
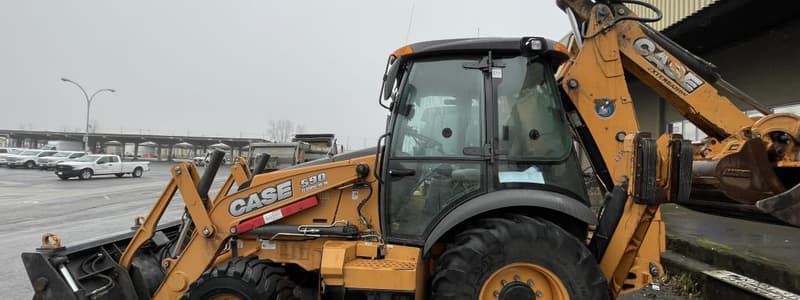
1;1;569;149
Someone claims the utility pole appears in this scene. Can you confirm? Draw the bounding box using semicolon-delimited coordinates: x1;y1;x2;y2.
61;78;115;153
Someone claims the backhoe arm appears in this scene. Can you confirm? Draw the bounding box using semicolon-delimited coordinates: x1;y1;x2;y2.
556;0;800;295
555;0;734;296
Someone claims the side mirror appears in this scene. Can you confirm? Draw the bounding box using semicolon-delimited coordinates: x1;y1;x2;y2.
379;56;407;110
382;60;402;101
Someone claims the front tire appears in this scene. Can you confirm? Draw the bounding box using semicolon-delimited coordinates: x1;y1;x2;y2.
182;255;297;300
132;167;143;178
79;169;93;180
25;161;35;169
431;214;608;300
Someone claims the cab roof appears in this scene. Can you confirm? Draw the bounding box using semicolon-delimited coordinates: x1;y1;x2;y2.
392;37;565;58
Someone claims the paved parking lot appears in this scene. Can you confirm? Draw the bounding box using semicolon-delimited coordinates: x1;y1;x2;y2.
0;162;229;299
0;162;684;299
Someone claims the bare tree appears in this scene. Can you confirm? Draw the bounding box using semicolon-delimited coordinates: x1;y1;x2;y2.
268;120;293;142
268;119;305;142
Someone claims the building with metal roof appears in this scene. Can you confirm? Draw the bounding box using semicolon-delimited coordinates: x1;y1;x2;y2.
627;0;800;138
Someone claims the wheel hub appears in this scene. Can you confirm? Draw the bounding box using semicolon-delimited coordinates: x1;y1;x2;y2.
479;263;568;300
498;281;537;300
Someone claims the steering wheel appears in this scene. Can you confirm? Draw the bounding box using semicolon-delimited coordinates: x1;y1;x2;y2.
406;131;445;154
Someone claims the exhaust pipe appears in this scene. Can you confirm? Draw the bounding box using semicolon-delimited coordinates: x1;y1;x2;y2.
238;153;270;190
197;150;225;201
251;153;270;177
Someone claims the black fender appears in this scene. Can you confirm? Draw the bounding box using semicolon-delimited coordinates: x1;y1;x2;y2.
423;189;597;256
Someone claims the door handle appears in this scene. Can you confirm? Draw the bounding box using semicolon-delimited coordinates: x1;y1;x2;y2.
388;168;415;177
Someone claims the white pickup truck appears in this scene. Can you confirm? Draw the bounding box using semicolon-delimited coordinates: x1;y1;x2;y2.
54;154;150;180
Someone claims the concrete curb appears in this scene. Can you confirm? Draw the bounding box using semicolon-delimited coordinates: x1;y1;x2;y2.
667;233;799;293
663;234;800;299
662;251;764;299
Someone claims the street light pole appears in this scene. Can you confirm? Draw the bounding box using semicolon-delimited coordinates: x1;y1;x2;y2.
61;78;115;153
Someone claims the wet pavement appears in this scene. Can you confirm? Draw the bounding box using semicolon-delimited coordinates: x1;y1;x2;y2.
0;162;698;299
0;162;230;299
18;163;800;300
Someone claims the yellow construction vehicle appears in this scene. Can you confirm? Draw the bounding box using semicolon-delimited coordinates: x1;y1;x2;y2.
21;0;800;299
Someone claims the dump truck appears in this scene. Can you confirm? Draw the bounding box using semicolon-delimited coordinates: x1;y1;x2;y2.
245;142;311;171
21;0;800;299
291;133;340;162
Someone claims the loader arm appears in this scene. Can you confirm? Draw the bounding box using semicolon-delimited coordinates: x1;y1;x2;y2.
113;155;369;299
556;0;800;295
118;157;251;269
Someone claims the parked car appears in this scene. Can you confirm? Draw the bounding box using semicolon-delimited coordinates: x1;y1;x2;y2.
192;156;207;167
54;154;150;180
37;151;88;170
0;147;24;166
7;150;58;169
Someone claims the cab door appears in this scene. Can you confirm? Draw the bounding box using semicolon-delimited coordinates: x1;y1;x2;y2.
381;56;489;244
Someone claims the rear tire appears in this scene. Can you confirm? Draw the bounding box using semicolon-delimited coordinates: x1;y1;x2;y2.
132;167;143;178
79;169;93;180
431;214;608;300
182;255;297;300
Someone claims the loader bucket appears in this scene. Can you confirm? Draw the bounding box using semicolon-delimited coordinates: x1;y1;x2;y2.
756;182;800;227
688;138;800;226
21;222;181;300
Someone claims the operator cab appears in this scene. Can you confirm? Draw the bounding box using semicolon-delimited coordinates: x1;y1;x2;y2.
379;37;590;243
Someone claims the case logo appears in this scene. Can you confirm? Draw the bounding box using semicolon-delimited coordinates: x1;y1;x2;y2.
229;180;293;217
634;37;704;94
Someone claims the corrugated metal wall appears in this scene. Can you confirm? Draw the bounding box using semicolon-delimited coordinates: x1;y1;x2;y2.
627;0;719;30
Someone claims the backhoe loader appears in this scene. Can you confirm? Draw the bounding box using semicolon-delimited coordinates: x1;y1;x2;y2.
21;0;800;299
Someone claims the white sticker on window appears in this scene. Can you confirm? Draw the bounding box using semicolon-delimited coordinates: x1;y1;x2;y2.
352;190;359;200
498;166;545;184
491;67;502;78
